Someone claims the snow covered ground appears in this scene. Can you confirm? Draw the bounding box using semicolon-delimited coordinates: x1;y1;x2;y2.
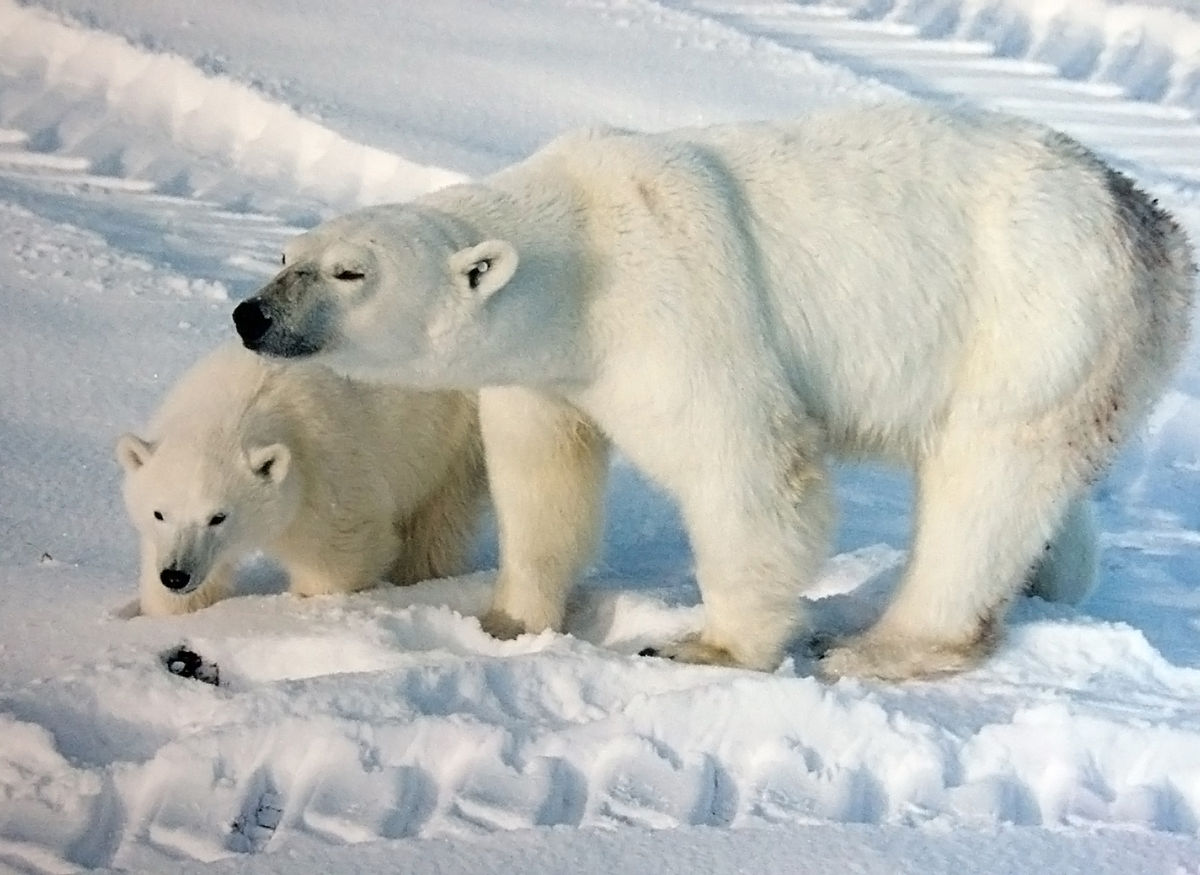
1;0;1199;871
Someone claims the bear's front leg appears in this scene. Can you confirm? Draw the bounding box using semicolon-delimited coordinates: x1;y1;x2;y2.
284;555;381;598
478;387;609;639
651;413;834;671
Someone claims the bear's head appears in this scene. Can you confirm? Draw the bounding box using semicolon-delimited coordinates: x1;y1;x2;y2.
231;206;521;387
115;431;299;598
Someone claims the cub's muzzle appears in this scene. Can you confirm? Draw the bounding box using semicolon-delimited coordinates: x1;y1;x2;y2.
159;567;192;591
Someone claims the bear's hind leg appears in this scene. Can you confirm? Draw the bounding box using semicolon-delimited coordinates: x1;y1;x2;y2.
820;423;1082;681
1025;495;1097;606
479;387;609;639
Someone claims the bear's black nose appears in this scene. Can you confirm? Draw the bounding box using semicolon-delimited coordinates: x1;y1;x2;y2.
233;299;272;347
160;568;191;590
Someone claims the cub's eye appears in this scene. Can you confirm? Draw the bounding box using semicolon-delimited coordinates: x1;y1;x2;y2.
281;253;286;266
208;513;227;527
334;269;365;281
153;511;164;521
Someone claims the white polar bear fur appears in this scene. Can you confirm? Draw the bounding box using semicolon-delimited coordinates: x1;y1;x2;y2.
236;103;1195;679
116;343;485;616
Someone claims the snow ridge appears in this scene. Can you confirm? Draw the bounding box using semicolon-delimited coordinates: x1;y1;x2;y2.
0;0;464;215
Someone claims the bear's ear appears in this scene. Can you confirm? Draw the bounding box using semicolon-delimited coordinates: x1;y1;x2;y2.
116;433;155;472
448;240;519;300
247;443;291;483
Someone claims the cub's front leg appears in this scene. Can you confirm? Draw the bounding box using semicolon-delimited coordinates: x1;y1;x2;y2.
478;386;609;639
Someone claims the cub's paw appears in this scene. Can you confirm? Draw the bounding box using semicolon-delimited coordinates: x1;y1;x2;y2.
112;598;142;620
163;645;221;686
479;608;530;641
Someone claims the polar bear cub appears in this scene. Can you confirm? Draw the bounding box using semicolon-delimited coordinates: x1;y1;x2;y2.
232;103;1195;679
117;343;484;616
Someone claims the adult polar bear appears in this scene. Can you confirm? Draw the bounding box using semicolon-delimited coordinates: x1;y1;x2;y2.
234;103;1195;680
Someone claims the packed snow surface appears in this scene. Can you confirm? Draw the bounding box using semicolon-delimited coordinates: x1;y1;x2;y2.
1;0;1199;872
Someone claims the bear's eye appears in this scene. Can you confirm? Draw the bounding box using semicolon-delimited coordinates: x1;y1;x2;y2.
153;510;164;521
280;253;286;266
467;259;491;290
334;268;365;281
208;513;227;527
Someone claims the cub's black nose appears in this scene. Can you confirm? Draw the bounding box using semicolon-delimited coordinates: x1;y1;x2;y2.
233;299;272;347
160;568;191;590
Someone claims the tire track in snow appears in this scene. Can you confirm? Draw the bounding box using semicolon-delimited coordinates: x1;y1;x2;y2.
665;1;1200;186
835;0;1200;117
8;581;1200;870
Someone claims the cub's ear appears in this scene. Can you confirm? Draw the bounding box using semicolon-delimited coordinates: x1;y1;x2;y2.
247;443;291;483
448;240;518;299
115;433;155;472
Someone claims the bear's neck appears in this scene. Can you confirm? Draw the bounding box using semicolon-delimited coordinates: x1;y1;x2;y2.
417;180;599;392
419;178;578;256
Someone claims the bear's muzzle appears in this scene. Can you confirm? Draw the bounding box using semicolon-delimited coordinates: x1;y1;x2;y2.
233;299;273;349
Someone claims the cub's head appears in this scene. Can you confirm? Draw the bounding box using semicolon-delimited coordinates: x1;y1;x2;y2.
232;206;518;385
115;433;298;598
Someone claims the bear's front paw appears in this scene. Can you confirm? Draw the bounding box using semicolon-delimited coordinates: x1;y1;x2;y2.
642;635;778;671
479;608;530;641
818;633;985;682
